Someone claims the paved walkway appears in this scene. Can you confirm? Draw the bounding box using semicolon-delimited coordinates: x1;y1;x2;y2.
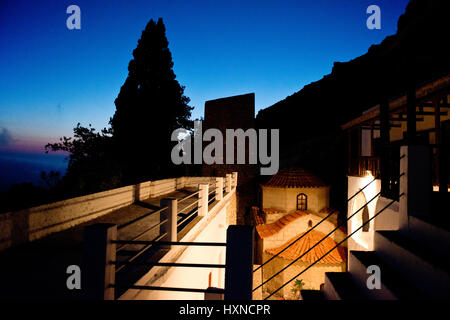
0;187;201;300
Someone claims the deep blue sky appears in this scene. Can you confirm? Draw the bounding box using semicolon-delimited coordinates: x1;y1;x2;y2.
0;0;409;154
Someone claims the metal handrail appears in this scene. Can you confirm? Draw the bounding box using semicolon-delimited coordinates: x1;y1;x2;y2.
253;175;379;273
118;206;167;230
177;191;200;204
177;208;199;227
111;261;225;268
117;219;168;252
115;232;167;273
253;190;382;292
111;284;225;294
112;240;226;246
208;195;216;204
179;200;198;213
264;192;404;300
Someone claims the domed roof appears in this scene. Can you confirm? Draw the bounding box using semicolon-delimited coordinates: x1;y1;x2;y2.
262;168;327;188
256;210;310;238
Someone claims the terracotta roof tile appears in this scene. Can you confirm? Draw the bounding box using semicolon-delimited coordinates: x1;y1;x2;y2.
262;208;284;215
256;210;309;238
262;168;327;188
251;206;265;225
265;230;345;264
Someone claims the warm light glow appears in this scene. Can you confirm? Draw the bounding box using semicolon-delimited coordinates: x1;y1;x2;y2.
366;170;373;178
353;232;369;249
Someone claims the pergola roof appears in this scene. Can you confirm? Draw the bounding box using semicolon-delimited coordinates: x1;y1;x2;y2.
341;72;450;130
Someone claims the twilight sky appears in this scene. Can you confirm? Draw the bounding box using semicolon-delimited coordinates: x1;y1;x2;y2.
0;0;409;154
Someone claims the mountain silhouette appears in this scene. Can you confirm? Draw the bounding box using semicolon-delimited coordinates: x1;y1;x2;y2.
256;0;450;151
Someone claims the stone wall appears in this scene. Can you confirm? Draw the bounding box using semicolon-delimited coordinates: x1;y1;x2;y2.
261;253;345;299
202;93;256;225
226;190;237;226
261;186;330;213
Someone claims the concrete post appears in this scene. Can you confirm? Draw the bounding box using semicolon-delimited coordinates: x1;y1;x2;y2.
399;145;432;231
224;225;254;300
82;223;117;300
198;184;209;217
215;177;224;201
175;177;185;190
232;172;238;188
161;198;178;247
226;174;232;193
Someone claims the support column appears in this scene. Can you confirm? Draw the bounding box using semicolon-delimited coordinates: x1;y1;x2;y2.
436;97;448;194
380;99;390;197
215;177;224;201
406;85;417;145
198;184;209;217
232;172;238;188
439;141;448;194
82;223;117;300
399;145;432;231
347;128;352;175
226;174;232;193
161;198;177;247
224;225;254;300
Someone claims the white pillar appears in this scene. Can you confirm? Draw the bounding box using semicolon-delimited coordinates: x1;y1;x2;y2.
232;172;238;188
82;223;117;300
215;177;224;201
198;184;209;217
161;198;178;248
226;174;232;193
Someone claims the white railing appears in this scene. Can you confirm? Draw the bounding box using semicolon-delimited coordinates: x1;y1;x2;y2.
0;174;238;251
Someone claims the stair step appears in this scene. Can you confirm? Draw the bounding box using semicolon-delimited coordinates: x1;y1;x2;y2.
323;272;368;300
430;191;450;231
300;290;325;300
375;230;450;299
408;215;450;257
349;250;426;299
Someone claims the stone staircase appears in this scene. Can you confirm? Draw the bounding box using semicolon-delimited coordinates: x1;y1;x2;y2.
300;215;450;300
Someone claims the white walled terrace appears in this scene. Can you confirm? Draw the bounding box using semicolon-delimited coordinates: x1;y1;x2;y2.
0;176;218;251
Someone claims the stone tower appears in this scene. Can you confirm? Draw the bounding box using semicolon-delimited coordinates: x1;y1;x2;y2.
202;93;256;225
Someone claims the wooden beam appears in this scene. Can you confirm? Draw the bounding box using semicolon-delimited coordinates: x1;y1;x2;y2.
420;101;434;107
361;123;402;129
341;74;450;131
390;117;424;122
416;111;448;116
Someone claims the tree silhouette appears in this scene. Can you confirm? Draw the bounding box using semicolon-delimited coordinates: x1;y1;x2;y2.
112;18;193;183
45;123;122;197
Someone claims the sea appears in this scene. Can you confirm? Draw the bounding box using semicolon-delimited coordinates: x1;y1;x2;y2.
0;151;68;193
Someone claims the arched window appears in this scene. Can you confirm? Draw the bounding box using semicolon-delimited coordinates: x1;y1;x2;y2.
297;193;307;211
362;207;370;232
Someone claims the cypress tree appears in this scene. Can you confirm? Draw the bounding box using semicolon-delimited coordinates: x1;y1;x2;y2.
112;18;193;183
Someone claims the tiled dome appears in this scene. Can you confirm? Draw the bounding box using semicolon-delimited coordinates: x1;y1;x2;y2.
262;168;327;188
265;230;345;264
